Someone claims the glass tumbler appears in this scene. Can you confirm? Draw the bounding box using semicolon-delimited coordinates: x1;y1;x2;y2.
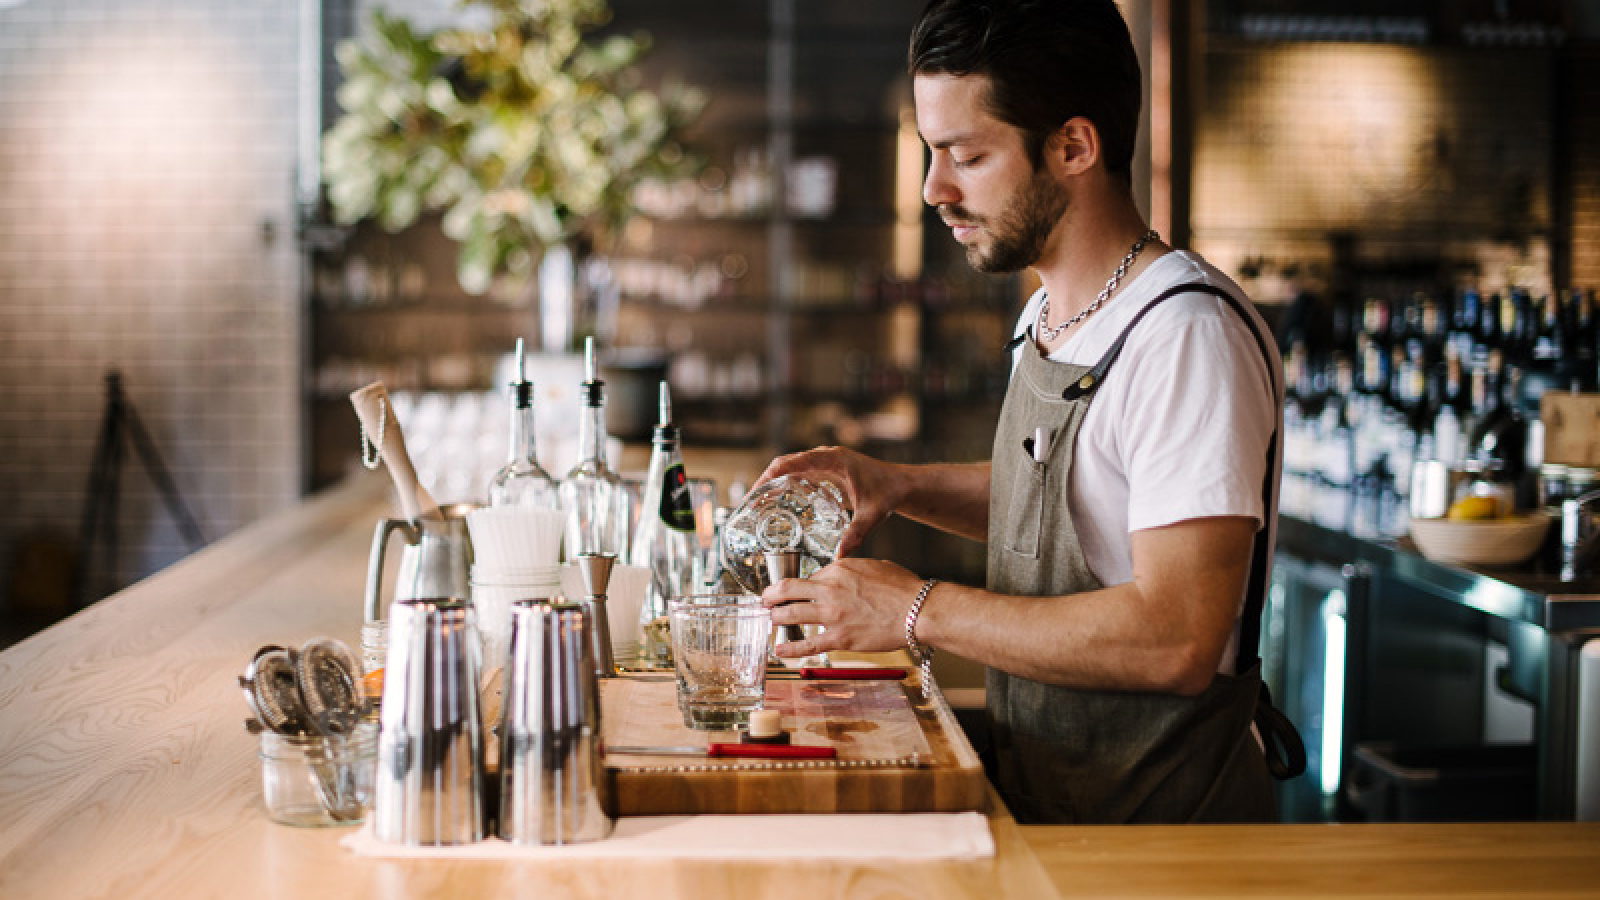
668;596;772;729
258;722;378;826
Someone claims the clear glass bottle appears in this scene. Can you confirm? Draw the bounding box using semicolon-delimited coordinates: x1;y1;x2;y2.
719;473;851;592
488;338;561;510
630;382;701;665
559;337;630;558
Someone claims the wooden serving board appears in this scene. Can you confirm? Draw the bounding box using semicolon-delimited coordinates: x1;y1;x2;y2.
600;675;988;815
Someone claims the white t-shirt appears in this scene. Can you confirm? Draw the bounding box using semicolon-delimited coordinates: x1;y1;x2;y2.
1009;250;1282;673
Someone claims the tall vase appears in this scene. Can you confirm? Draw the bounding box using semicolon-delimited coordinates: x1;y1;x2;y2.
538;243;576;354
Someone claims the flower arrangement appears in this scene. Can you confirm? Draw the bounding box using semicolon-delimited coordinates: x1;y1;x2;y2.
321;0;703;295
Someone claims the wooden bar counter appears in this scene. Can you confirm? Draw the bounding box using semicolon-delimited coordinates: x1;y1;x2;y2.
2;477;1597;899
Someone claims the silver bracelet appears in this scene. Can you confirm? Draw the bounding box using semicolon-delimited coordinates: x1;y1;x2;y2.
905;578;938;699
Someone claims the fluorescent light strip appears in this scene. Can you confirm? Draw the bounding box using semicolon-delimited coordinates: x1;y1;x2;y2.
1321;590;1347;797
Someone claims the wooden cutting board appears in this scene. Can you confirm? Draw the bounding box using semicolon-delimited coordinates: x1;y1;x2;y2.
599;675;988;815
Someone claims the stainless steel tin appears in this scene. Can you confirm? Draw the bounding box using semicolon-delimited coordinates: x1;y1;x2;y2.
372;598;485;845
499;600;614;844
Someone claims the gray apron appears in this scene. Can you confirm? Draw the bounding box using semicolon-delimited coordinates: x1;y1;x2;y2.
986;282;1297;824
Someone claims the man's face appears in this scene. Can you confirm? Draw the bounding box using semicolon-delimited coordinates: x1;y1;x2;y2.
914;74;1068;274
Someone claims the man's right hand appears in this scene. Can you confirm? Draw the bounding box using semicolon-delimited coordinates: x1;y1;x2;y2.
753;445;903;559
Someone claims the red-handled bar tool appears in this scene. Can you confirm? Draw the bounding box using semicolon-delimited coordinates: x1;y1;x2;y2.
606;743;837;759
798;667;907;680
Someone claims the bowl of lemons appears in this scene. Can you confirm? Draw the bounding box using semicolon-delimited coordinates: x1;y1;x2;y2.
1408;496;1551;568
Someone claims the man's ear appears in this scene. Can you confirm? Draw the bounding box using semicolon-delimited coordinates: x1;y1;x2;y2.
1048;117;1100;178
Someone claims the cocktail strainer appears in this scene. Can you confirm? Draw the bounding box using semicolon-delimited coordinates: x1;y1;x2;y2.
294;637;367;736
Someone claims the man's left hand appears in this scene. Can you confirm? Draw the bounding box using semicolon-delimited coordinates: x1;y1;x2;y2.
760;557;924;658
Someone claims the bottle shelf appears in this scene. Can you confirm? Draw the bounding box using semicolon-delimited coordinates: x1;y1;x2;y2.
302;1;1022;493
313;299;529;315
638;212;902;228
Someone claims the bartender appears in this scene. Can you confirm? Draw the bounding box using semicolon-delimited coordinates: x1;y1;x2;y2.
759;0;1303;824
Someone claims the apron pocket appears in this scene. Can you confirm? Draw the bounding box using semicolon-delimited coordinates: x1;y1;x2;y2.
1004;457;1047;558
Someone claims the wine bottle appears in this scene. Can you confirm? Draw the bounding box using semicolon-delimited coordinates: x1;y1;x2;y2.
1419;294;1446;359
1449;285;1482;363
1431;345;1469;465
1478;291;1503;363
1464;350;1527;484
487;338;561;510
630;381;701;666
1566;287;1596;392
1505;287;1536;367
1362;298;1391;350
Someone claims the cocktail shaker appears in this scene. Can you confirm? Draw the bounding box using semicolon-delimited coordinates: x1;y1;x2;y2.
372;598;485;845
499;600;614;844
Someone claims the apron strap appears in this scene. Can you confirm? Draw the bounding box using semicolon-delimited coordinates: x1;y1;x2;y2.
1058;281;1306;780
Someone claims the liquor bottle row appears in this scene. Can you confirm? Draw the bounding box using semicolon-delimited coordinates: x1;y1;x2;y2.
1280;285;1597;539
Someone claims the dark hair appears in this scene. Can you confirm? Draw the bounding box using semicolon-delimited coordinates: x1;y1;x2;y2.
908;0;1141;182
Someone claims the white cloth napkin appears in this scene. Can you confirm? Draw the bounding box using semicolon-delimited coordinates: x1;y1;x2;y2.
340;812;994;861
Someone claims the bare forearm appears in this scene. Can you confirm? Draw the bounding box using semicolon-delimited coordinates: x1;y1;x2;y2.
911;519;1254;694
912;580;1210;692
890;460;991;541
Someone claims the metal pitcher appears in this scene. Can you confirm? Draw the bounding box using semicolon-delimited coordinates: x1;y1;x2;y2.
365;502;478;623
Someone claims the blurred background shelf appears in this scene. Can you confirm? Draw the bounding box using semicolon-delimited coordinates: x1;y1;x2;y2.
302;0;1018;586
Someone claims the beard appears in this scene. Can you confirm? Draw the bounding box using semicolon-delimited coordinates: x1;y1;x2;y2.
944;169;1070;274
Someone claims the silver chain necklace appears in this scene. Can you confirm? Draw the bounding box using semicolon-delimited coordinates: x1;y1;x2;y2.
1036;229;1160;343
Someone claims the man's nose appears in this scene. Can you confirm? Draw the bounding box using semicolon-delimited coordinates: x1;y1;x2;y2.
923;155;957;207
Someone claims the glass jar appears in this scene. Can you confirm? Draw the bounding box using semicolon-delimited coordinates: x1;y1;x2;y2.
360;620;387;675
1569;467;1600;503
1540;463;1571;510
360;621;387;713
258;722;378;827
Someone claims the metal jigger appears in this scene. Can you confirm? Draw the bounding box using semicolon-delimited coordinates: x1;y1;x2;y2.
576;552;618;677
764;549;808;646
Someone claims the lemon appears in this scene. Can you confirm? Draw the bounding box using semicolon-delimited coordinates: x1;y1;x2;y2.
1446;496;1498;521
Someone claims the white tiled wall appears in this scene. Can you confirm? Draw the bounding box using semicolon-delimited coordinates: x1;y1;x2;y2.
0;0;306;607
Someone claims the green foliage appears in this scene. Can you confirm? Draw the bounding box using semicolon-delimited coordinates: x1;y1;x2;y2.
322;0;703;295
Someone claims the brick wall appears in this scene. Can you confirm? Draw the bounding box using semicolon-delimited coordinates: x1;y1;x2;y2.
0;0;307;616
1570;45;1600;288
1191;40;1558;301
